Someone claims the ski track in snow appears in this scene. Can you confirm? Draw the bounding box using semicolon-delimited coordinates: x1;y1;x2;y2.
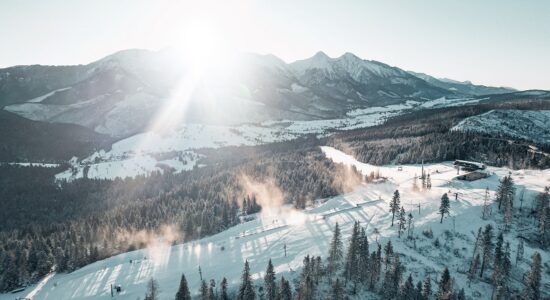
5;146;550;300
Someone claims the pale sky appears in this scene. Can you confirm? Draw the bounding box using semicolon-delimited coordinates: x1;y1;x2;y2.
1;0;549;90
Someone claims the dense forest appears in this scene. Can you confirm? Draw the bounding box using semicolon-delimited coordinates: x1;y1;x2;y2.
0;140;362;292
327;98;550;169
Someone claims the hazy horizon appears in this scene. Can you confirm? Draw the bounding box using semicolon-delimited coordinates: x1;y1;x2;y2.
1;0;549;90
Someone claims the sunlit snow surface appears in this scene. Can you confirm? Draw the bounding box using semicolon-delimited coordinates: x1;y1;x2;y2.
55;103;415;181
8;147;550;300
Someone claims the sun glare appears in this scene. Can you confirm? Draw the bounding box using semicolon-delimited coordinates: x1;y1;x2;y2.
178;20;227;72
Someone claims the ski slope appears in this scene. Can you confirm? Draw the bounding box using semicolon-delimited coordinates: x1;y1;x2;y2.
5;147;549;300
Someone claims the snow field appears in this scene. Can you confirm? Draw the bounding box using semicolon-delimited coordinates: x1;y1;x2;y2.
7;146;549;299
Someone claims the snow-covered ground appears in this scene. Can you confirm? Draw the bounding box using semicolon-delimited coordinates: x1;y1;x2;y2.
8;147;549;300
55;103;412;181
452;109;550;145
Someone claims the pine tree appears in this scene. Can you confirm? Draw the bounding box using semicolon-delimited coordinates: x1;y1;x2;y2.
457;288;465;300
522;252;542;300
327;222;343;277
516;239;524;266
357;228;370;283
496;175;515;211
381;255;403;299
439;193;450;223
468;254;480;286
200;280;208;300
209;279;216;300
390;190;401;226
238;260;255;300
264;259;276;300
492;232;504;286
220;277;229;300
480;224;493;278
400;274;415;300
344;221;360;281
329;278;344;300
384;240;394;271
279;276;292;300
436;267;453;300
426;174;432;190
145;278;159;300
415;280;424;300
398;207;407;238
175;273;191;300
422;276;432;300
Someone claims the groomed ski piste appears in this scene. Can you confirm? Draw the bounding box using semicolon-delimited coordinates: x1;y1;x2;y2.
4;147;549;299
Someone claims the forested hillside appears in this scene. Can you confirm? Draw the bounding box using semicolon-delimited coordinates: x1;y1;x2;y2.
0;140;361;292
327;98;550;169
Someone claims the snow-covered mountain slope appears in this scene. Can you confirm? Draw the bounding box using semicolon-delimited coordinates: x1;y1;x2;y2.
55;103;412;181
452;109;550;145
1;49;521;137
5;147;549;300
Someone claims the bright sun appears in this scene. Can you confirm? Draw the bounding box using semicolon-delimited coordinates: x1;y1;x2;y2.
178;20;226;72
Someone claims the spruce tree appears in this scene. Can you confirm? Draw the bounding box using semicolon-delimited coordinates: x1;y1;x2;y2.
390;190;401;226
398;206;407;238
175;273;191;300
436;267;453;300
330;278;344;300
522;252;542;300
439;193;450;223
384;240;394;271
516;239;524;266
480;224;493;278
200;280;208;300
400;274;415;300
344;221;360;281
264;259;276;300
327;222;343;277
279;276;292;300
422;276;432;300
238;260;255;300
468;254;480;286
220;277;229;300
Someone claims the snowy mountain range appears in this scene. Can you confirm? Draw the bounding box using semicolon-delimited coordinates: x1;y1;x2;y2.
1;49;516;138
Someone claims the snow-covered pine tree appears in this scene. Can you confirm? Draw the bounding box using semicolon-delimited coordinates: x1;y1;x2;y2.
480;224;494;278
390;190;401;226
200;280;208;300
439;193;450;223
344;221;360;281
327;222;343;277
398;206;407;238
468;254;480;286
329;278;344;300
422;276;432;300
264;259;276;300
436;267;453;300
220;277;229;300
383;240;394;271
516;239;524;266
522;252;542;300
492;232;504;286
400;274;415;300
175;273;191;300
279;276;292;300
144;278;159;300
426;174;432;190
238;260;255;300
357;227;370;283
